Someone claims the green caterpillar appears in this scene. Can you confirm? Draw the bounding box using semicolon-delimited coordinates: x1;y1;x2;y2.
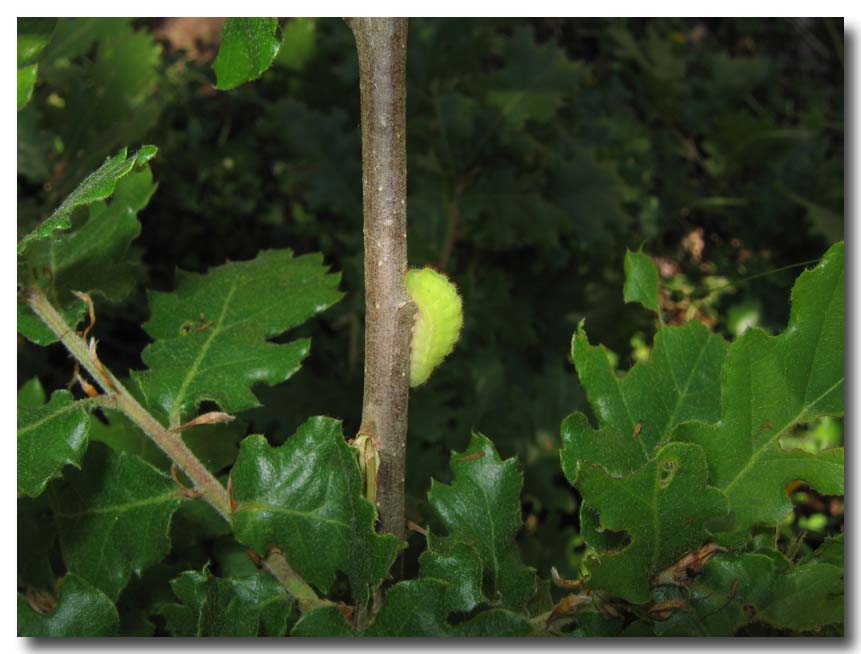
405;267;463;387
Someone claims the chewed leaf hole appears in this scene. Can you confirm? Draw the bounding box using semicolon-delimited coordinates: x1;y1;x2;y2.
659;459;678;488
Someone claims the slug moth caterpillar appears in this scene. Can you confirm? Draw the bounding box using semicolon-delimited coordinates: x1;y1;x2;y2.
405;267;463;387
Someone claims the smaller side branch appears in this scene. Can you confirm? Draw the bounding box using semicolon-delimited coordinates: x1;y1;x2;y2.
25;287;327;611
28;287;231;518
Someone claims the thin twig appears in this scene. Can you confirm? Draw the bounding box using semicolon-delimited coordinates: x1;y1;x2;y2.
25;286;327;611
29;287;231;516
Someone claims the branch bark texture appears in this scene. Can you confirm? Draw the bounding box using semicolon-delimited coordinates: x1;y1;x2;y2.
347;18;413;541
25;287;326;611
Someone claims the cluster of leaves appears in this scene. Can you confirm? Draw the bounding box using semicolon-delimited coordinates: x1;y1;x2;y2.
16;142;344;635
17;19;164;215
17;150;844;634
108;18;842;578
15;46;543;630
18;18;843;637
558;244;843;634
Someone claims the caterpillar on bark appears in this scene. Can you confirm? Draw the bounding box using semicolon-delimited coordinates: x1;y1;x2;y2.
405;267;463;387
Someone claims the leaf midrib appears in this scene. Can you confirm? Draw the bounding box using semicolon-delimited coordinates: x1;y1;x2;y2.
799;267;841;407
57;490;180;519
723;273;842;495
723;375;844;495
18;398;88;437
661;331;715;434
236;502;351;531
168;283;237;424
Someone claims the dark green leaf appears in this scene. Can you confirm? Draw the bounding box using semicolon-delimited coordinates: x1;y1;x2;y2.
452;609;532;637
366;442;539;637
17;287;86;347
18;165;157;346
419;539;484;613
565;320;727;471
17;145;157;255
567;610;627;637
89;396;246;476
18;573;119;637
801;533;843;568
160;567;294;637
653;550;842;635
574;442;728;603
180;419;247;475
363;579;462;637
17;376;45;409
17;388;93;497
525;577;555;618
561;242;843;606
230;416;401;603
561;412;646;483
132;249;342;425
292;605;354;637
758;558;843;631
364;579;532;637
18;495;57;591
53;443;183;600
88;407;168;469
170;499;232;552
213;18;281;90
623;249;660;314
427;433;535;610
25;168;156;299
114;565;176;636
676;242;844;538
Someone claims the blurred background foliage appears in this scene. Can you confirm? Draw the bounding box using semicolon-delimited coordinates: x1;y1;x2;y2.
18;17;844;588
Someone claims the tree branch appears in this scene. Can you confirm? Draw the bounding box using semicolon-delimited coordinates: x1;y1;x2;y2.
25;286;327;611
347;17;413;542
